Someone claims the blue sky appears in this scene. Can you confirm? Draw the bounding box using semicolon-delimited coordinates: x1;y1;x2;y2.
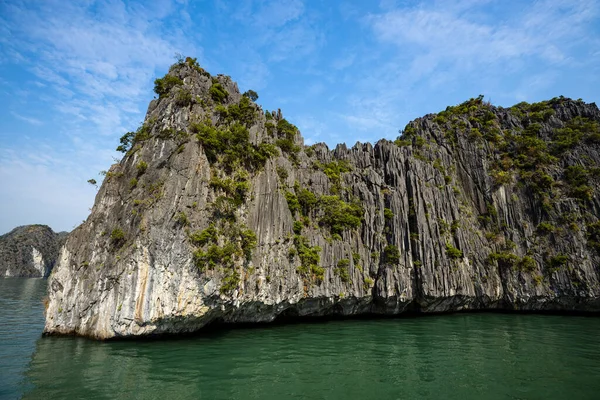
0;0;599;234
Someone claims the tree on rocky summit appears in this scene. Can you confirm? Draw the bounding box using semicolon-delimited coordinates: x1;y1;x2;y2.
243;90;259;102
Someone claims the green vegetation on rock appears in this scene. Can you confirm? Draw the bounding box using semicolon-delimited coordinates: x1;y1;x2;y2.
192;121;278;172
335;259;351;283
314;160;352;193
445;243;463;259
275;119;301;160
110;228;126;248
154;75;183;97
209;81;228;103
191;223;257;273
383;245;400;265
116;123;152;153
318;195;363;236
242;90;258;101
293;235;323;281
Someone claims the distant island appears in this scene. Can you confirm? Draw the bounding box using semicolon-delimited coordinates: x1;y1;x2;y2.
43;57;600;339
0;225;67;278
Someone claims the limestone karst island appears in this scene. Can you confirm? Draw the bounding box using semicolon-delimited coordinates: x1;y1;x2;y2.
38;57;600;340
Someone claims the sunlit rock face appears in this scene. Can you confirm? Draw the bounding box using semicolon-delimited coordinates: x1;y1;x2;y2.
44;59;600;339
0;225;67;278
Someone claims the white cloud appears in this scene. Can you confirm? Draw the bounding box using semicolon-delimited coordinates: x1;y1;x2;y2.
368;0;599;73
266;22;323;62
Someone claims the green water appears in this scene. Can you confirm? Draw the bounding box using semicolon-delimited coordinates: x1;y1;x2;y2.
2;279;600;399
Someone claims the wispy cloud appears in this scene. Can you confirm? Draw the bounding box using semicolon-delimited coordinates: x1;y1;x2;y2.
331;52;356;70
368;0;599;74
335;0;600;140
2;0;199;134
250;0;305;27
0;0;200;232
10;111;42;126
226;0;324;64
294;115;330;146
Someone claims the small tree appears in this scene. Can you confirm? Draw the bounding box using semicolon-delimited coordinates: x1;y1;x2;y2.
243;90;259;102
174;52;185;65
116;131;135;153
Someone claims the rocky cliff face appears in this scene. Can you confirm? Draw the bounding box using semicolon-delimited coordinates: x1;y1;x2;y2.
44;58;600;339
1;225;67;278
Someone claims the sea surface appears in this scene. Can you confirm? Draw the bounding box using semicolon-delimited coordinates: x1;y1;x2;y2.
1;278;600;400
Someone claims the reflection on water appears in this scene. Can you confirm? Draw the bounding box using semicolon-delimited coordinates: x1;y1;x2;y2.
20;314;600;400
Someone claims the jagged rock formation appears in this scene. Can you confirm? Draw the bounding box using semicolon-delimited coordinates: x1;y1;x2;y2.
44;57;600;339
1;225;67;277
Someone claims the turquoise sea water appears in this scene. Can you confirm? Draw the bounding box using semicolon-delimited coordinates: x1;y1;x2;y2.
2;278;600;400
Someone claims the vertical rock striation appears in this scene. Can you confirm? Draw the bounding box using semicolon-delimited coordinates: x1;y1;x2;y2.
44;58;600;339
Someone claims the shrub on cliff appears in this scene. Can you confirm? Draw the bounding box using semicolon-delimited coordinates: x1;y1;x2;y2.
295;183;318;216
335;259;351;282
445;243;463;259
285;191;301;215
192;122;277;172
275;119;301;155
294;235;322;280
110;228;126;248
383;245;400;264
227;96;255;126
136;160;148;175
318;196;363;235
154;75;183;97
175;89;193;106
209;81;228;103
586;222;600;253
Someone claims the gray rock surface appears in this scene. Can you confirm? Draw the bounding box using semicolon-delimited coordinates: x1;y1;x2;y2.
1;225;67;277
44;59;600;339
